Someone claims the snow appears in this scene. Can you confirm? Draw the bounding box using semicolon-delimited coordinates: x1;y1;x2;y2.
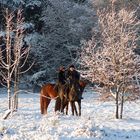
0;31;5;37
0;88;140;140
26;0;41;7
0;0;41;6
21;23;35;30
30;70;46;85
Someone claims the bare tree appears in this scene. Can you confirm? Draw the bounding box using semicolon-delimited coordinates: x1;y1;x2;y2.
0;9;31;119
79;4;140;119
12;9;29;111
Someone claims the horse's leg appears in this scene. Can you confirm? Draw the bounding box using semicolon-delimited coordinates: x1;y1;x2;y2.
78;100;81;116
40;96;44;114
43;98;51;115
60;97;65;113
73;102;78;116
70;101;74;115
61;100;68;115
40;98;44;114
65;102;69;115
55;97;61;112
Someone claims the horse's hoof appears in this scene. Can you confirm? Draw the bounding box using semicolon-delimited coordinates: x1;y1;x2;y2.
55;111;60;115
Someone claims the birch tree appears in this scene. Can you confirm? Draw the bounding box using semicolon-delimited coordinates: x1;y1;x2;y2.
12;9;30;111
79;5;140;119
0;9;30;119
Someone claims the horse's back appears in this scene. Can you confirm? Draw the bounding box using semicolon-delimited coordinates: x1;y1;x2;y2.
40;83;58;98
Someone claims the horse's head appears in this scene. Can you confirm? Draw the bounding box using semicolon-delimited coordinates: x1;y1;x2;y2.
79;80;87;92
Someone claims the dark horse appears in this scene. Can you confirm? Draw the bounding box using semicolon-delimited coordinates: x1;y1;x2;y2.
55;80;87;116
40;80;87;115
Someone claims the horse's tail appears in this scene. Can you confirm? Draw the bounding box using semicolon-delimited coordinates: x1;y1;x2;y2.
40;89;44;114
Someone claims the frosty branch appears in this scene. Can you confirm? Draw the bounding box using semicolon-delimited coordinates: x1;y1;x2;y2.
79;5;140;119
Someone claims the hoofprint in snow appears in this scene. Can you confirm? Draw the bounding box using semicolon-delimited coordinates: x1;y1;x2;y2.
0;88;140;140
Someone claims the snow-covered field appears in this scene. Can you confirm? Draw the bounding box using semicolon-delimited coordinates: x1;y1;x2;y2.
0;88;140;140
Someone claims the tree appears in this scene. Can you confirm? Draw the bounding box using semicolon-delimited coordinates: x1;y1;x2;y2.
79;4;140;119
28;0;96;82
0;9;30;119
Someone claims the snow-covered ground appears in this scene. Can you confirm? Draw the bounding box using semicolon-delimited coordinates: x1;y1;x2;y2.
0;88;140;140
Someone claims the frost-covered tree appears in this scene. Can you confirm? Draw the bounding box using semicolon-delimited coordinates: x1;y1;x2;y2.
0;9;31;119
1;0;97;86
42;0;96;46
0;0;97;85
28;0;96;83
93;0;140;8
79;5;140;119
22;0;97;87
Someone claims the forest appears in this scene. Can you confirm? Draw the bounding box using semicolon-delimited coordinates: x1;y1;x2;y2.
0;0;140;139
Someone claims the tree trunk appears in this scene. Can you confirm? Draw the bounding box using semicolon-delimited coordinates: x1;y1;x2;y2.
6;8;12;110
115;91;119;119
120;91;124;119
14;67;19;111
7;79;11;110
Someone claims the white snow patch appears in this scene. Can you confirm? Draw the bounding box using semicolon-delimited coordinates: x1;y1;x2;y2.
0;88;140;140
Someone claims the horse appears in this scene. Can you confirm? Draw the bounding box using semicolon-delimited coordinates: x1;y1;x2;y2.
55;80;87;116
40;80;87;115
68;81;82;116
40;83;58;114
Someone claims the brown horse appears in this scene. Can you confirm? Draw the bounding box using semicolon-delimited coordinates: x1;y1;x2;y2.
40;80;87;115
55;80;87;116
40;83;58;114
